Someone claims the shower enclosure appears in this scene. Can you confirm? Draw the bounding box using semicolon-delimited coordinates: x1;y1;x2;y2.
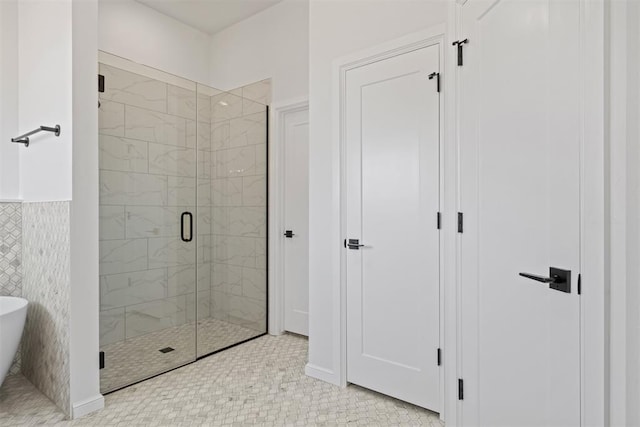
98;53;268;393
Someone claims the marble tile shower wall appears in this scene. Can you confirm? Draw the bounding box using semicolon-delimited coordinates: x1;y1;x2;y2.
0;202;23;375
206;80;269;333
98;61;270;348
98;63;200;346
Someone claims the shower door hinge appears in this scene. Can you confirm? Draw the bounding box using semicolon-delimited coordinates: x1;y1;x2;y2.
458;212;464;233
428;72;441;92
99;351;105;369
98;74;105;93
458;378;464;400
452;39;469;66
437;348;442;366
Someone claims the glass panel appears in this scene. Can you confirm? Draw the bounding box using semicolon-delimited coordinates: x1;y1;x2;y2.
98;61;197;393
195;82;269;357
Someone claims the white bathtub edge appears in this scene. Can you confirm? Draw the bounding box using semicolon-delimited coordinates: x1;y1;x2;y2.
71;393;104;419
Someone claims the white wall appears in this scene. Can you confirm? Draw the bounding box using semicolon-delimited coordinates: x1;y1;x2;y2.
208;0;309;103
18;1;73;201
306;0;447;382
98;0;211;84
0;0;20;200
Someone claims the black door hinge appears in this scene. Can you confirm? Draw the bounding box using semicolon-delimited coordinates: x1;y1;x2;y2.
458;378;464;400
437;212;441;230
437;348;442;366
99;351;105;369
457;212;464;233
452;39;469;66
98;74;105;93
428;72;441;92
578;273;581;295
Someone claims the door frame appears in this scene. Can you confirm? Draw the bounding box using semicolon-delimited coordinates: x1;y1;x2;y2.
452;0;607;425
335;24;448;419
268;97;310;336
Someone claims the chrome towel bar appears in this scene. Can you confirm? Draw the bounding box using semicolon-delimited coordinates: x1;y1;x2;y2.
11;125;61;148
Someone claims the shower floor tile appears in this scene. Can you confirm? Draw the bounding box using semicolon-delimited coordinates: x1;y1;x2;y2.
0;333;443;426
100;317;263;393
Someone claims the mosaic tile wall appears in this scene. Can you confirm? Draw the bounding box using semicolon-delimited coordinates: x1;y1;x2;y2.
21;202;71;417
0;202;23;375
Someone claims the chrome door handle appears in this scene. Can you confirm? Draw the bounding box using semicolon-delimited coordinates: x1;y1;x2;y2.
519;267;571;293
345;238;368;250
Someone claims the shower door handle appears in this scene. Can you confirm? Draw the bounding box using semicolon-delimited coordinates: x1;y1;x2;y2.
181;212;193;242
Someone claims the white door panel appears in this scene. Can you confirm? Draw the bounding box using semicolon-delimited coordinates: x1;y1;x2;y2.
346;45;441;411
283;108;309;336
460;0;581;425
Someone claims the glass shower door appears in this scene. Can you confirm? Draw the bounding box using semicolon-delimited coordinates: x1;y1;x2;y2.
195;82;269;357
98;59;198;393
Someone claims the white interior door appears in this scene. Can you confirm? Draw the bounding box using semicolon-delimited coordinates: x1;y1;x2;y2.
345;45;441;411
459;0;581;425
283;108;310;336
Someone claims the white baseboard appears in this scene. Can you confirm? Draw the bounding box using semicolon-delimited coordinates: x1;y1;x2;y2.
71;394;104;419
305;363;341;386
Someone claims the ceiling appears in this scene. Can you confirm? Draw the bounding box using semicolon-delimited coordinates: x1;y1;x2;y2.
135;0;284;35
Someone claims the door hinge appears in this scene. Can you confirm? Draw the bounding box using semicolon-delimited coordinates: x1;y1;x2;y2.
437;348;442;366
457;212;464;233
437;212;441;230
99;351;105;369
452;39;469;66
458;378;464;400
98;74;105;93
578;273;581;295
428;72;441;92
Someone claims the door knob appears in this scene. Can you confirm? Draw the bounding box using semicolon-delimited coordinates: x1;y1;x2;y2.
519;267;571;293
284;230;295;238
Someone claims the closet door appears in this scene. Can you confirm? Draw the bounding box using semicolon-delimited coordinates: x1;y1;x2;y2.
283;107;310;336
345;44;441;411
459;0;581;425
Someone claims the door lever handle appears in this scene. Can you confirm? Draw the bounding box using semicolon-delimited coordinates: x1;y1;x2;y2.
346;238;369;250
518;272;564;284
519;267;571;293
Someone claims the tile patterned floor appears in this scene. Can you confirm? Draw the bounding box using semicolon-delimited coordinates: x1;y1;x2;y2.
101;318;262;392
0;334;443;426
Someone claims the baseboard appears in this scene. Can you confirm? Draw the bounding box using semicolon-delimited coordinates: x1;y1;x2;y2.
305;363;341;386
71;394;104;419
